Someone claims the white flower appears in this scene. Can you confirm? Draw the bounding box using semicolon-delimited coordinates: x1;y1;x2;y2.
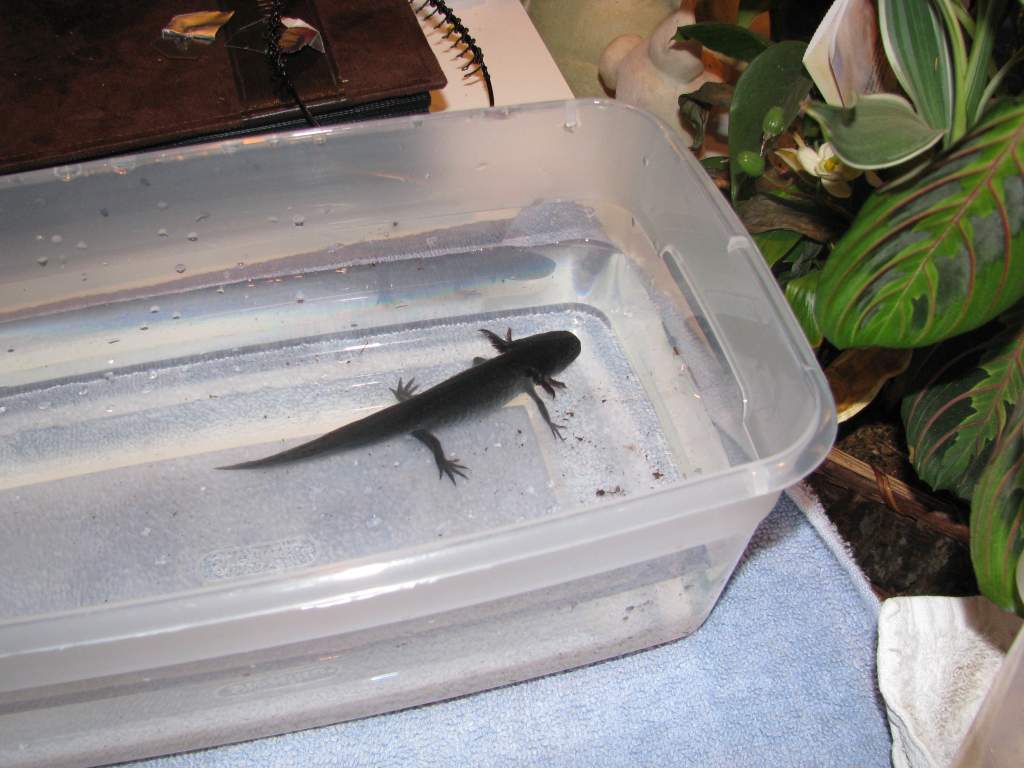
775;135;862;198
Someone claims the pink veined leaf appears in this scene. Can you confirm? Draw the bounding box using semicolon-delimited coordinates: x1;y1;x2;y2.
817;98;1024;348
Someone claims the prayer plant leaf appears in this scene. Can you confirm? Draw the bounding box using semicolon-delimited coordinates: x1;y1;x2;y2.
783;269;823;348
902;305;1024;501
816;98;1024;348
970;398;1024;616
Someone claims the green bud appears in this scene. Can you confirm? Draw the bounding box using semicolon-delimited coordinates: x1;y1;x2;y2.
737;150;765;177
762;106;786;137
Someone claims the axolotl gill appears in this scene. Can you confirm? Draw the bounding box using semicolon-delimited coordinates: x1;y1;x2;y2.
217;328;582;482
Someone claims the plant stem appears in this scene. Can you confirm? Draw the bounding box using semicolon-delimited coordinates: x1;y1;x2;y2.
964;0;1008;129
935;0;971;142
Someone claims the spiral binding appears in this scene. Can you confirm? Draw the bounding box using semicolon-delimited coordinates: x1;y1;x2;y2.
263;0;320;127
411;0;495;106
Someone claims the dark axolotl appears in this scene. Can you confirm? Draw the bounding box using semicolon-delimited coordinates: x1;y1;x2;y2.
217;328;581;482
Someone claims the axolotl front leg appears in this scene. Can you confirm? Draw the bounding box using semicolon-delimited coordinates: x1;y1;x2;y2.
470;358;567;441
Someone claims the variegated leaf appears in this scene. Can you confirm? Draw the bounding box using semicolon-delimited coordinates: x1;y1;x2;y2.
878;0;953;133
817;98;1024;348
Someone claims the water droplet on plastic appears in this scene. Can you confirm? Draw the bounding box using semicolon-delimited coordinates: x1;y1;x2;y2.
78;388;89;396
187;232;199;242
36;256;49;267
216;286;225;294
267;215;279;223
423;172;431;180
111;158;136;175
139;324;149;331
563;121;577;133
81;273;88;281
148;370;159;380
172;310;182;320
292;214;305;226
175;263;186;273
295;291;305;303
0;406;6;415
76;240;88;249
38;401;51;411
105;405;115;413
157;200;169;210
141;527;152;537
104;371;115;381
50;234;63;244
366;514;382;529
35;234;44;241
54;164;83;182
158;228;169;237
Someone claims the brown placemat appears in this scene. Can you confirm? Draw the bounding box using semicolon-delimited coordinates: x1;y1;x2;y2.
0;0;446;174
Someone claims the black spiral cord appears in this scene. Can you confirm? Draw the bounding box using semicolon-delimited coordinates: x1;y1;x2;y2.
411;0;495;106
264;0;320;127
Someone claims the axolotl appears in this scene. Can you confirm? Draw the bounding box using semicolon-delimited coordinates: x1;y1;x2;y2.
217;328;581;482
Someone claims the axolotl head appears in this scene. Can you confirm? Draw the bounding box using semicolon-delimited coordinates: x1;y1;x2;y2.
480;328;582;379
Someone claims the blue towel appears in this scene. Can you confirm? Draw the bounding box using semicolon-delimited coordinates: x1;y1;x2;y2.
128;489;892;767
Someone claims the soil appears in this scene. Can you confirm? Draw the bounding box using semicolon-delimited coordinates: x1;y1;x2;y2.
807;407;978;599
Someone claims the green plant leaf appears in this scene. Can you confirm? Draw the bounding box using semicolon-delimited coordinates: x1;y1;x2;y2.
964;0;1009;129
700;155;729;173
728;41;811;201
674;23;769;62
816;98;1024;348
970;397;1024;616
784;270;823;347
878;0;954;133
902;304;1024;500
805;94;945;170
754;229;802;267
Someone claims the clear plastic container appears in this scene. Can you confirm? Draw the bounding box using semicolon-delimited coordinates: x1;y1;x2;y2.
0;99;834;767
951;561;1024;768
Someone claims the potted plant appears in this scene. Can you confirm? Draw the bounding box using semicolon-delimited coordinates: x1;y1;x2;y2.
678;0;1023;614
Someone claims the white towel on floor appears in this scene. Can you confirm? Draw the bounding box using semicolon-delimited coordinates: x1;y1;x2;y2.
878;595;1023;768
